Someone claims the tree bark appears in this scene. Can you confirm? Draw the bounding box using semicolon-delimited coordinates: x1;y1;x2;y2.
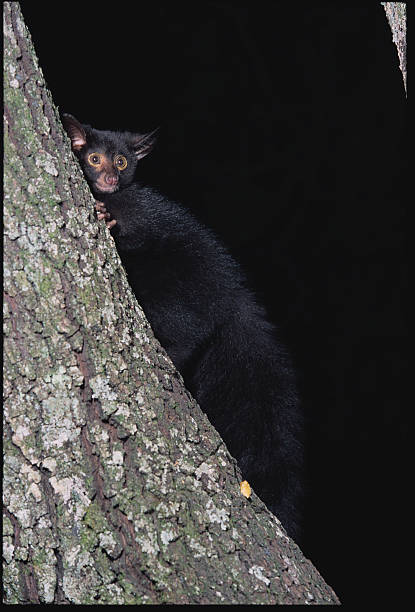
3;2;340;604
382;2;407;95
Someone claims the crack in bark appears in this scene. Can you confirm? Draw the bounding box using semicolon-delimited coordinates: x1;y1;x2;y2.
3;106;33;175
39;469;69;604
10;4;36;83
57;267;159;600
23;559;40;604
3;506;21;551
76;353;159;599
3;506;40;604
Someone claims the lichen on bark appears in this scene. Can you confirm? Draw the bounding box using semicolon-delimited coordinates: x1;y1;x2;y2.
3;2;339;604
381;2;406;95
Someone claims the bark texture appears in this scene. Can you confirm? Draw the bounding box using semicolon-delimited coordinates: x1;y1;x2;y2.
382;2;406;94
3;2;340;604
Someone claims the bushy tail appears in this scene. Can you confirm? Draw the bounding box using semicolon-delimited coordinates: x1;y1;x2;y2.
187;297;304;540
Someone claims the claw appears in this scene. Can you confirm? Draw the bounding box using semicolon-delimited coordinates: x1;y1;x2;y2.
95;201;106;213
106;219;117;229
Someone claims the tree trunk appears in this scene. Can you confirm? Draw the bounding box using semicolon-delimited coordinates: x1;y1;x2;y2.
382;2;406;95
3;2;339;604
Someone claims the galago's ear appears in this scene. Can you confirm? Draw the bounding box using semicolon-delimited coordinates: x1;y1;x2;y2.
62;114;87;151
130;127;159;160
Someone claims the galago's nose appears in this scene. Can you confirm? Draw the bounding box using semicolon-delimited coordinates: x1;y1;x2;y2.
105;174;118;185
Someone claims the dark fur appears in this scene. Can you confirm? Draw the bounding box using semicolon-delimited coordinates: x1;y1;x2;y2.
63;114;304;540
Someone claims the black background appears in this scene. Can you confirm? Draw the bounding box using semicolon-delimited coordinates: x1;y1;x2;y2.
19;1;408;605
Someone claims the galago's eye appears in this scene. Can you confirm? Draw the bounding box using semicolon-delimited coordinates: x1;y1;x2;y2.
88;153;101;167
114;154;128;170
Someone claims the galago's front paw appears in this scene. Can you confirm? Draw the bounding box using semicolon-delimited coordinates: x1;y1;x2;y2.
95;201;117;229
